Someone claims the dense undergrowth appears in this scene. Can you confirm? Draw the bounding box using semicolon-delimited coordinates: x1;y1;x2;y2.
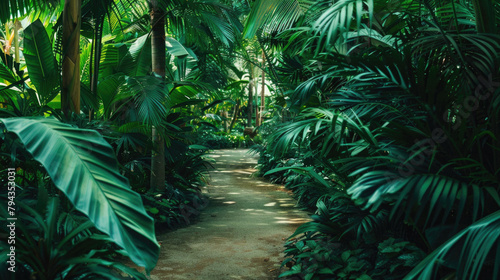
248;0;500;279
255;146;427;280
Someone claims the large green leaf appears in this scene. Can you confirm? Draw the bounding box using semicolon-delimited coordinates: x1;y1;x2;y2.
119;34;152;76
165;37;198;80
23;19;59;105
0;117;160;272
165;37;191;58
311;0;373;47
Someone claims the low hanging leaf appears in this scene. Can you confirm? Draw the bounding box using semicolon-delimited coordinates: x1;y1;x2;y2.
0;117;160;273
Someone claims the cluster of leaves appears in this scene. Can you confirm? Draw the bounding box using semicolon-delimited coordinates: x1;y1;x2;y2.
280;194;425;280
282;235;425;280
142;192;199;228
0;118;160;278
0;165;149;280
253;145;334;210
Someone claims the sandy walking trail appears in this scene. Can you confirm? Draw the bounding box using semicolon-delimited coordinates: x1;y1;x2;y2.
148;149;310;280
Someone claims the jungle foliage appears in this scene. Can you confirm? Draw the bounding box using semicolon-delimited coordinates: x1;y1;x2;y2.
0;0;249;278
248;0;500;279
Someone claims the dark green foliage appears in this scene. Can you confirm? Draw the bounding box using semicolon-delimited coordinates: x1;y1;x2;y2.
249;0;500;278
282;236;425;280
0;195;147;280
141;190;207;229
277;193;426;280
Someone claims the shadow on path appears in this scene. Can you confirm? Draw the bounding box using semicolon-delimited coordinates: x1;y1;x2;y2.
149;149;310;280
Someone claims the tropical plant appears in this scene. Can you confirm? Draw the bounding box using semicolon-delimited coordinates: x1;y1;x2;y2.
0;197;148;280
0;117;160;272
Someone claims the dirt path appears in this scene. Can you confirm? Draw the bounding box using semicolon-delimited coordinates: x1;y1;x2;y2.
149;149;310;280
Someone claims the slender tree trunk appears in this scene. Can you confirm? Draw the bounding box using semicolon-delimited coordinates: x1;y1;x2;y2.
247;79;253;127
62;0;81;116
260;50;265;126
255;97;260;126
254;73;259;126
149;0;166;192
229;99;241;131
221;109;229;132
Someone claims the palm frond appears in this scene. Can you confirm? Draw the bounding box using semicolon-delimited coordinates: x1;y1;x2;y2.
125;75;169;127
243;0;308;38
0;0;57;23
349;172;500;231
311;0;373;49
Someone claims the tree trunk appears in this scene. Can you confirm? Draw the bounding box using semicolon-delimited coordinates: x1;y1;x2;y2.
260;50;265;126
62;0;81;116
224;110;229;132
229;99;241;131
255;100;260;126
254;73;259;126
247;79;253;127
149;0;166;192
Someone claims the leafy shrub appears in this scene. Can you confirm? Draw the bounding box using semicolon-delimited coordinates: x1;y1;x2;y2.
282;235;425;280
142;189;208;229
280;195;425;280
0;195;148;280
252;144;298;183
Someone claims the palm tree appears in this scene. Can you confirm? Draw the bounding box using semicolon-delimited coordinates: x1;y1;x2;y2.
257;49;265;126
148;0;166;191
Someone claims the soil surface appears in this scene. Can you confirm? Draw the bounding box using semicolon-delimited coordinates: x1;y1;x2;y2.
148;149;310;280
